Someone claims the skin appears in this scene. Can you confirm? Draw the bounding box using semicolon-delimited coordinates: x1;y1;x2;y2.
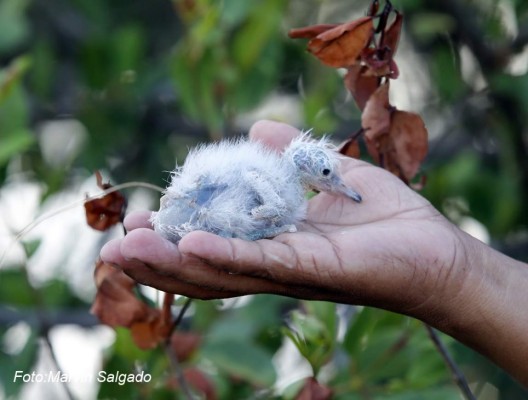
101;120;528;386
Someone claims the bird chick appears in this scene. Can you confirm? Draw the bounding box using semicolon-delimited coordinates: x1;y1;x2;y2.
150;133;361;243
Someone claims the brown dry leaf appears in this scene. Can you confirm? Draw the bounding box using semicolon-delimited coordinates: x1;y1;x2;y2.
344;64;380;110
288;24;338;39
167;367;217;400
338;136;361;159
91;258;151;328
170;331;202;362
130;292;174;350
307;17;374;68
130;316;164;350
184;368;217;400
295;377;332;400
361;48;392;77
389;110;428;181
84;171;127;231
382;12;403;55
91;259;173;350
361;82;392;141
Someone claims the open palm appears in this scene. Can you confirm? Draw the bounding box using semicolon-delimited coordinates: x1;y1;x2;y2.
101;121;466;315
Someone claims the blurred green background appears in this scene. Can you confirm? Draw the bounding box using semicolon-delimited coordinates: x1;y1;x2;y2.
0;0;527;399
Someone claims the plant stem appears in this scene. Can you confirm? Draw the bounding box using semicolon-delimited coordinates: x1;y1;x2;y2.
424;323;476;400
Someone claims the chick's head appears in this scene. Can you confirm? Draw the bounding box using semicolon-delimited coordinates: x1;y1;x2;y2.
285;136;362;203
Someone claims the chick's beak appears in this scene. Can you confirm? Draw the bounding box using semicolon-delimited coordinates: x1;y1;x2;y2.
330;174;362;203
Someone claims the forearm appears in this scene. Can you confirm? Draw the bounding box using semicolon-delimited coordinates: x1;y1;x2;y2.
436;231;528;386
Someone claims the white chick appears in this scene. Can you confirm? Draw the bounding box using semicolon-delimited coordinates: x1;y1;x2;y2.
150;133;361;243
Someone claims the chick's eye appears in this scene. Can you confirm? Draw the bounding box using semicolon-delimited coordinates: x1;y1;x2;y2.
322;168;331;176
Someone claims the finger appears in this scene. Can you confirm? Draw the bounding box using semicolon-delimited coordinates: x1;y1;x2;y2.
124;210;153;231
101;233;247;298
178;230;311;282
100;238;128;268
121;258;239;300
248;120;300;151
119;229;291;296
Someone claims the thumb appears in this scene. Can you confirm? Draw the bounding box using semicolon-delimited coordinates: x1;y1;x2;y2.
249;120;301;152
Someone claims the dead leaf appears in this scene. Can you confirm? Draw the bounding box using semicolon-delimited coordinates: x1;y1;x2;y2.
339;134;361;159
344;64;380;110
130;292;174;350
90;258;151;328
91;259;173;349
170;331;202;362
389;110;428;181
295;377;332;400
306;17;374;68
381;12;403;55
361;82;392;141
84;171;127;231
185;368;217;400
288;24;338;39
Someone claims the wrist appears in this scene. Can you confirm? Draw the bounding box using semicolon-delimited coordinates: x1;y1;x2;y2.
432;228;528;384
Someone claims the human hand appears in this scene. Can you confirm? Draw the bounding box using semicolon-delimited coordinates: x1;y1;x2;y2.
100;120;469;318
100;120;528;384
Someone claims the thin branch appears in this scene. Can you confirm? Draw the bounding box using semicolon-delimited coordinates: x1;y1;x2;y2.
170;298;193;336
164;297;195;400
424;323;476;400
19;259;76;400
0;181;164;269
510;24;528;54
0;306;98;327
41;334;75;400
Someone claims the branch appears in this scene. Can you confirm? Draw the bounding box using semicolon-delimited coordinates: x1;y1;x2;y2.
511;24;528;54
430;0;527;73
164;298;195;400
0;306;99;327
424;324;476;400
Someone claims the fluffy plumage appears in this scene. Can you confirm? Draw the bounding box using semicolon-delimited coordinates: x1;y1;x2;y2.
151;134;361;243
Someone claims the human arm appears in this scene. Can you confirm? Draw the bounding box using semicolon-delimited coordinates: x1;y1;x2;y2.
100;120;528;385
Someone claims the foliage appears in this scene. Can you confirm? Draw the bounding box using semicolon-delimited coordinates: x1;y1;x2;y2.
0;0;527;399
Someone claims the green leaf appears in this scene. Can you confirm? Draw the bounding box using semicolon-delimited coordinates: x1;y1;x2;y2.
343;307;384;356
0;327;38;398
21;239;41;259
0;0;30;53
0;56;31;103
202;339;276;386
0;129;34;167
304;301;337;340
284;308;335;373
0;269;34;306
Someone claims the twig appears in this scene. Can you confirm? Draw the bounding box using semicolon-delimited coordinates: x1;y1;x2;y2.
22;259;75;400
0;306;98;327
42;334;75;400
511;25;528;54
0;181;164;269
164;297;195;400
170;298;193;335
424;323;476;400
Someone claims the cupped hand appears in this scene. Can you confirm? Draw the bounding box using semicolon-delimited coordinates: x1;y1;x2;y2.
100;120;469;316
